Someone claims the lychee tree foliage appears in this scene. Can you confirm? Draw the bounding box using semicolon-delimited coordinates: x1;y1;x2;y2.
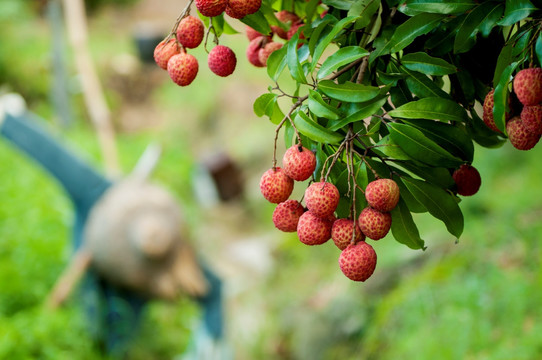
161;0;542;281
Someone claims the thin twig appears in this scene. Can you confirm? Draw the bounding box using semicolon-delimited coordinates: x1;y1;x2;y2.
272;95;308;167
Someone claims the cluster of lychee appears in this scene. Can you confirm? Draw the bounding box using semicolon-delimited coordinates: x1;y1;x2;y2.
259;144;401;282
153;15;237;86
244;10;304;67
483;67;542;150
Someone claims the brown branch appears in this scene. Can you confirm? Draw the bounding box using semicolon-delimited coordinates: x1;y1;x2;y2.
272;95;308;168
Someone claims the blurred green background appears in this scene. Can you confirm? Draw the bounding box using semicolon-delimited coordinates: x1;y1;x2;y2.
1;1;542;359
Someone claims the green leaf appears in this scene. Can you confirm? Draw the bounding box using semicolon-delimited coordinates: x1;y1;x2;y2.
536;33;542;68
211;15;225;37
390;198;426;250
308;19;332;56
399;162;455;189
454;1;503;53
402;177;464;238
267;98;285;125
493;41;514;88
402;0;476;14
287;32;307;83
328;96;387;131
493;62;518;133
318;80;381;102
388;97;468;123
479;3;504;36
294;111;344;144
240;10;271;35
388;122;463;167
387;13;446;53
310;16;359;72
253;93;276;117
401;66;450;99
498;0;536;26
400;118;474;162
401;52;457;76
317;46;369;80
374;135;413;160
465;110;506;148
322;0;357;10
348;0;380;27
267;44;288;82
395;178;427;213
308;90;342;120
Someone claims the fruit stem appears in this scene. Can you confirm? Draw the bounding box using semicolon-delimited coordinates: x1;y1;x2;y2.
164;0;194;43
272;95;307;168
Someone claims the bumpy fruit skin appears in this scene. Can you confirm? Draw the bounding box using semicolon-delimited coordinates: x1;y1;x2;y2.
513;68;542;106
195;0;228;17
297;211;333;245
258;42;283;66
208;45;237;77
304;182;340;218
273;200;304;232
259;167;294;204
153;39;180;70
339;242;377;282
506;115;541;150
246;36;266;67
358;207;392;240
176;16;204;49
282;145;316;181
482;90;501;133
365;179;400;212
331;219;364;250
520;105;542;135
271;10;300;39
287;23;305;40
225;0;261;19
452;164;481;196
167;53;199;86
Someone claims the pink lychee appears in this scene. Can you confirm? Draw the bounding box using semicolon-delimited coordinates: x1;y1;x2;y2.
506;115;541;150
282;144;316;181
339;242;377;282
272;200;304;232
331;218;364;250
365;179;400;212
297;211;333;245
259;167;294;204
153;39;180;70
208;45;237;77
513;68;542;106
358;207;392;240
167;52;199;86
304;181;340;219
176;16;205;49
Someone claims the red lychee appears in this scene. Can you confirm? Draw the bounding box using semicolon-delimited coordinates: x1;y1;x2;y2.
282;144;316;181
304;182;340;218
287;22;305;40
246;36;267;67
167;52;199;86
358;207;392;240
225;0;261;19
258;42;283;66
452;164;481;196
482;89;501;133
273;200;304;232
506;115;541;150
331;218;364;250
195;0;228;17
208;45;237;77
271;10;300;40
259;167;294;204
365;179;400;212
339;242;377;282
520;104;542;135
297;211;333;245
176;16;204;49
246;26;263;41
153;39;180;70
513;68;542;106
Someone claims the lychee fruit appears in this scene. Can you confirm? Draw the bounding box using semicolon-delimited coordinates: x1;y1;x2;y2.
482;90;501;133
452;164;482;196
273;200;305;232
271;10;300;39
259;167;294;204
287;22;305;40
520;104;542;135
358;207;392;240
208;45;237;77
176;16;204;49
513;68;542;106
339;241;377;282
506;115;541;150
195;0;228;17
304;182;340;218
153;39;180;70
297;211;333;245
258;42;283;66
331;218;364;250
225;0;261;19
246;36;267;67
365;179;400;212
167;52;199;86
282;144;316;181
246;26;266;41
